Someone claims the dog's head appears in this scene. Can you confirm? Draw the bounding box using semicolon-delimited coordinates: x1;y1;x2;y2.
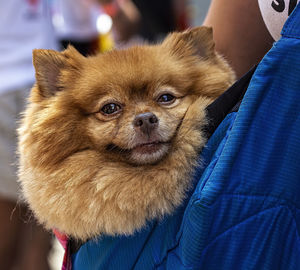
18;27;235;239
28;27;233;168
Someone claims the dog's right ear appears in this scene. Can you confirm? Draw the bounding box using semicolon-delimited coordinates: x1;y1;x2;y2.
32;46;83;98
162;26;215;60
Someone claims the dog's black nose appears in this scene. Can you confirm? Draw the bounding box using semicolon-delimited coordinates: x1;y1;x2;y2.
133;112;158;135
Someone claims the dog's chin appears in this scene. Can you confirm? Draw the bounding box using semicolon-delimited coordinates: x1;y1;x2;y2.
129;142;170;165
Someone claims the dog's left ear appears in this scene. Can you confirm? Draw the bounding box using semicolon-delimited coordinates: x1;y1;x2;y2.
32;45;84;98
163;26;215;59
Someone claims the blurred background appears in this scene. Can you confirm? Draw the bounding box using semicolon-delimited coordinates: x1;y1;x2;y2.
0;0;211;269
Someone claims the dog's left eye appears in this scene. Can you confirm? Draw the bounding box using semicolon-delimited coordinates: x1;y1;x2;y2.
101;103;121;115
157;94;175;104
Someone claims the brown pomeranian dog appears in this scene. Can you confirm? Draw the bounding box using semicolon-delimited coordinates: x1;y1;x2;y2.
18;27;234;241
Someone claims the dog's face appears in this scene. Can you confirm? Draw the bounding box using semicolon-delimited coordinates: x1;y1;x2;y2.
18;27;235;240
81;51;199;166
87;83;193;166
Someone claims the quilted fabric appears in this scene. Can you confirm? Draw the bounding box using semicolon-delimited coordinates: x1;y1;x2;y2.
71;5;300;269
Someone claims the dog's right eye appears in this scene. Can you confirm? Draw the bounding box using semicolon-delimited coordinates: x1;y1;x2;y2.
157;94;176;104
101;103;121;115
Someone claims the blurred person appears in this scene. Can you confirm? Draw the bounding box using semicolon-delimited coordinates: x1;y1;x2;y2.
0;0;57;269
53;0;101;55
53;0;141;54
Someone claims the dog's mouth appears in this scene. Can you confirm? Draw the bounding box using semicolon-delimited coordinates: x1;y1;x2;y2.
106;115;187;165
132;141;166;154
130;141;170;165
106;141;170;165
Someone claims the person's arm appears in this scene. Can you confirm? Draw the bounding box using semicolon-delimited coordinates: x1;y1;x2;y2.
203;0;274;79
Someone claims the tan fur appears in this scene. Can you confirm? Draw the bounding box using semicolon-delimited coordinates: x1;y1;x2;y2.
18;27;235;240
